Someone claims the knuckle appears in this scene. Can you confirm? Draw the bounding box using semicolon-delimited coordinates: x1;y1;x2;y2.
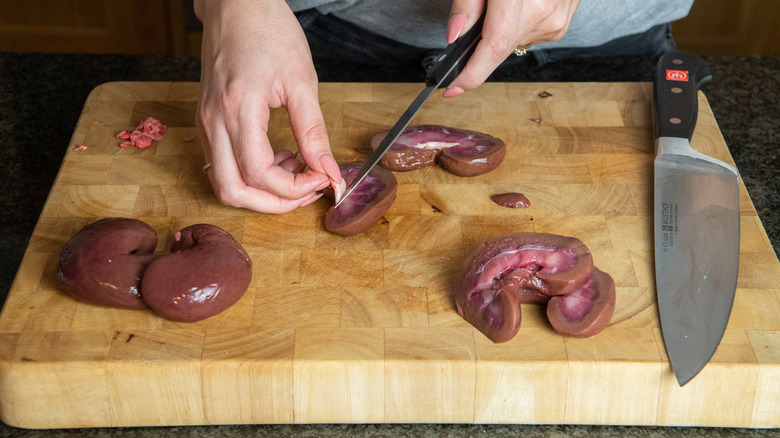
547;12;571;36
530;2;572;41
196;80;249;128
219;79;249;114
242;166;267;188
213;186;243;208
486;33;514;59
298;122;329;145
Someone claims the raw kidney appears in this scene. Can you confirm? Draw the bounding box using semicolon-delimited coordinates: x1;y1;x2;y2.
324;161;398;236
141;224;252;323
370;125;505;176
56;217;157;310
547;268;616;338
456;232;605;343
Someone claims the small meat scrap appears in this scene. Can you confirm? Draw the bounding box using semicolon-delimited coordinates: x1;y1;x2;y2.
117;117;166;149
73;145;89;151
182;135;195;142
491;192;530;208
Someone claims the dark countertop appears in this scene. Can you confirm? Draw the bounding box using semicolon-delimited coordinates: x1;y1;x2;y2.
0;52;778;437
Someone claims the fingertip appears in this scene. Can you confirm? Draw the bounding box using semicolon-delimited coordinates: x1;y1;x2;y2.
442;86;465;98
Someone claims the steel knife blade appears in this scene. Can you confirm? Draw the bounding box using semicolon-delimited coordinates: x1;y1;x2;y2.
333;13;485;208
653;51;740;386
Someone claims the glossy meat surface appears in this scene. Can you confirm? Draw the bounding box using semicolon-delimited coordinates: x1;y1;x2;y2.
547;268;616;337
325;161;397;236
456;233;595;343
491;192;530;208
141;224;252;322
57;217;157;310
371;125;505;176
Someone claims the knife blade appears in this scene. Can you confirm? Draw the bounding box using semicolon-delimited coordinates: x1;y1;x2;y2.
333;13;485;208
653;51;740;386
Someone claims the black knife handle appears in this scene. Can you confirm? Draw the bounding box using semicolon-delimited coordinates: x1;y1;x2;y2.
653;51;712;140
425;13;485;88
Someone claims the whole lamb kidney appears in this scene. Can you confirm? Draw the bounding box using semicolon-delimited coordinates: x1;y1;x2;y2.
56;217;157;310
324;161;398;236
456;232;594;343
141;224;252;322
547;268;616;338
370;125;506;176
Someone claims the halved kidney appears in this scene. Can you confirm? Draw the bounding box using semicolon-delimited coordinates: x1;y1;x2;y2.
456;273;523;343
141;224;252;322
547;268;616;337
56;217;157;310
456;232;595;343
324;161;398;236
370;125;506;176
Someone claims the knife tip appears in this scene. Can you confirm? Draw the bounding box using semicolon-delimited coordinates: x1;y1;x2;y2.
674;366;702;387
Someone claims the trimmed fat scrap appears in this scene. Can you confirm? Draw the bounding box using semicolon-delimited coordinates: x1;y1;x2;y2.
117;116;167;149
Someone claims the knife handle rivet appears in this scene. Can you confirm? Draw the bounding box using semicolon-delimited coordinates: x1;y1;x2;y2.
671;87;682;94
672;58;684;65
669;117;681;124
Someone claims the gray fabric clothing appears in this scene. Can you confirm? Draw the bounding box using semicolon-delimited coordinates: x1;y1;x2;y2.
286;0;694;50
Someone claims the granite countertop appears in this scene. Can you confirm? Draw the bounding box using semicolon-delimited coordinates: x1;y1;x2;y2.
0;52;777;437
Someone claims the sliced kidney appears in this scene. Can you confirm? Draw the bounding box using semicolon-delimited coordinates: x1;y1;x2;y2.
141;224;252;323
370;125;506;176
460;233;594;297
547;268;616;338
324;161;398;236
56;217;157;310
457;232;597;343
456;274;523;343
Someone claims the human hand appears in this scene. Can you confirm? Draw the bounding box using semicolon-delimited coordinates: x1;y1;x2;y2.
195;0;342;214
442;0;581;98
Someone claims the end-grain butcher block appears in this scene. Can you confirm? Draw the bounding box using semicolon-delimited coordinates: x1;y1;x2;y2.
1;81;779;429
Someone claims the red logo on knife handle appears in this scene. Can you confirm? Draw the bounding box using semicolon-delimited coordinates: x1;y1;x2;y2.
666;70;689;81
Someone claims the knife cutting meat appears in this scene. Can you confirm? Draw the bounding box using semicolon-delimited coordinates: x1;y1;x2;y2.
653;51;740;386
333;13;486;208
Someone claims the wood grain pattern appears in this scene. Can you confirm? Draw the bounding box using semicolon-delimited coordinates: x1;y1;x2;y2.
1;81;779;428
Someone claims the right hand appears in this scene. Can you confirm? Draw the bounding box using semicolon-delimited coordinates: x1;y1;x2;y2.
195;0;342;214
442;0;581;98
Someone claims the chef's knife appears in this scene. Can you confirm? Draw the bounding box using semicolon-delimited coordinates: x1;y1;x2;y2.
653;51;740;386
334;13;485;208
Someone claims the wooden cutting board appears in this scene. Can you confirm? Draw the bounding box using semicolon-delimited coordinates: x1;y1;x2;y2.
1;82;779;429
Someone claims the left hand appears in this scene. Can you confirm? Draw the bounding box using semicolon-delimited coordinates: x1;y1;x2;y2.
442;0;581;98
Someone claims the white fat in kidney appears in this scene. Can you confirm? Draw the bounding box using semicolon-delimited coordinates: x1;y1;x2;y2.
413;141;461;150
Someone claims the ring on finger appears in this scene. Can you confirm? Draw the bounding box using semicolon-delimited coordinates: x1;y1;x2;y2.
513;43;533;56
202;162;212;173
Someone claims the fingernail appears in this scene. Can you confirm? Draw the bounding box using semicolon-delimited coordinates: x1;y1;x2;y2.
319;153;342;183
300;193;323;207
446;13;468;44
442;86;465;98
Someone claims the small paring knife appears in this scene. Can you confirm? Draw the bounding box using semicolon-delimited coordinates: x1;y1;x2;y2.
653;51;740;386
333;13;485;208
